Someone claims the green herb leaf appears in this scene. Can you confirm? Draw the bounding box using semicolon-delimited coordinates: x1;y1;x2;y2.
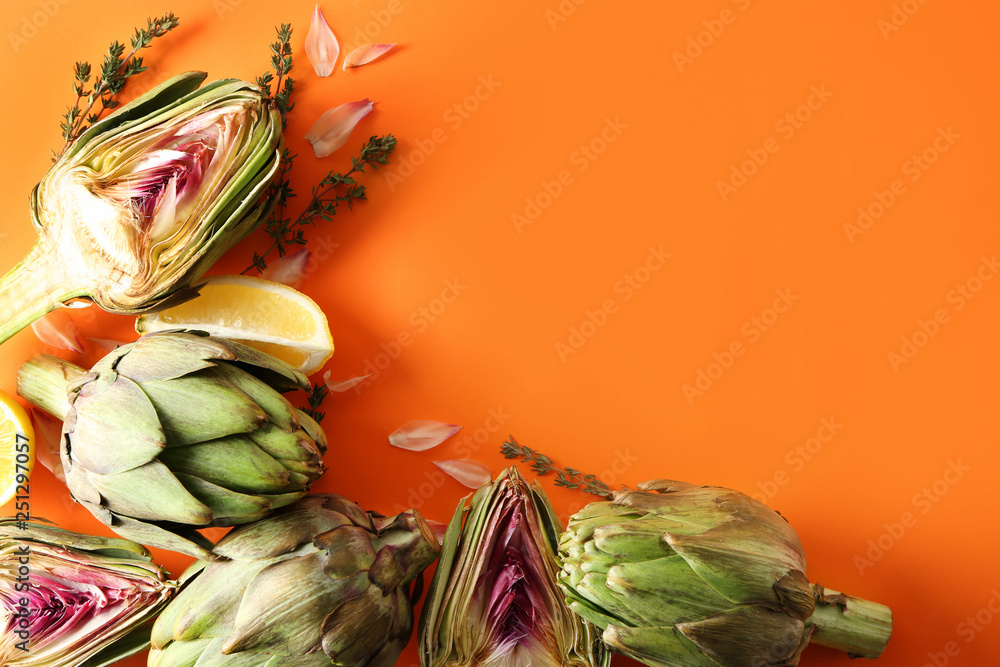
59;13;178;155
500;436;616;498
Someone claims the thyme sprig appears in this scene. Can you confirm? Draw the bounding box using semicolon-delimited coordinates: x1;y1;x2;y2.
256;23;295;128
59;13;178;156
243;134;397;274
245;23;396;274
303;381;329;423
500;436;615;498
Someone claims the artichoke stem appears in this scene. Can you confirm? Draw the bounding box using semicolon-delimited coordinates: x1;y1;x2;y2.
16;353;88;421
0;236;90;344
806;585;893;659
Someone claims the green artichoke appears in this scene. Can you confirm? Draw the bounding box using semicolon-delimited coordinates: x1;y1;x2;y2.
16;330;327;559
420;466;609;667
149;494;440;666
0;71;283;344
558;479;893;667
0;519;176;667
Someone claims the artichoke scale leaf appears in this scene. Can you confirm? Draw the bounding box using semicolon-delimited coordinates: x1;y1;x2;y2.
86;459;213;524
295;409;327;451
603;624;718;667
311;493;376;529
139;368;267;445
315;524;378;574
224;552;342;655
160;435;293;494
176;473;274;524
365;635;410;667
212;362;299;431
612;486;735;532
212;507;351;560
664;521;808;608
0;519;149;558
223;338;310;392
168;560;270;644
149;636;209;667
282;458;324;478
249;423;319;462
368;540;405;593
320;585;399;664
68;374;166;474
116;332;235;382
676;605;811;667
602;556;733;625
113;513;219;561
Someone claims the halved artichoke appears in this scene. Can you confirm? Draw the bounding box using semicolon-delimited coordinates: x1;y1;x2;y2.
0;71;282;343
419;466;609;667
0;520;175;667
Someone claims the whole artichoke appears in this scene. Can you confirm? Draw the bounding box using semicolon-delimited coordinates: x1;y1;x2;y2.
16;331;327;559
0;519;175;667
558;479;893;667
149;494;440;667
420;466;609;667
0;71;282;344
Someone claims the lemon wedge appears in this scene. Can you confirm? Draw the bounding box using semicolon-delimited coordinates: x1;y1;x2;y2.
0;389;35;507
136;275;334;375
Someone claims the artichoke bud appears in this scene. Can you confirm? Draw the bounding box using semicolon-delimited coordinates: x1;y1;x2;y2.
149;493;441;667
0;72;283;344
558;479;894;667
0;519;176;667
419;466;610;667
16;331;327;560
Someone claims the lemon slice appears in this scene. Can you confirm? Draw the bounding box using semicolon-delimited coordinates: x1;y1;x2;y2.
0;389;35;507
136;275;334;375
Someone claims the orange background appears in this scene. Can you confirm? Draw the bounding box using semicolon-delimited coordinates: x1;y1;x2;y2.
1;1;998;665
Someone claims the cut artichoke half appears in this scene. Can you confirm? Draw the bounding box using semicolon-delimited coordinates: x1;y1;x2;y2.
419;466;609;667
0;520;176;667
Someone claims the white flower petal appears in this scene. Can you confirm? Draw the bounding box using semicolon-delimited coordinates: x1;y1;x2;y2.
322;370;372;393
31;312;83;353
305;4;340;77
425;519;448;545
262;249;311;287
342;43;397;70
88;337;129;353
304;99;374;158
388;420;461;451
433;459;493;489
30;408;66;483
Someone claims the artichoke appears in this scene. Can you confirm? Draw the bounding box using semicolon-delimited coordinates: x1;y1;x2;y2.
149;494;440;666
558;479;893;667
0;71;282;344
16;331;327;559
0;519;175;667
420;466;609;667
